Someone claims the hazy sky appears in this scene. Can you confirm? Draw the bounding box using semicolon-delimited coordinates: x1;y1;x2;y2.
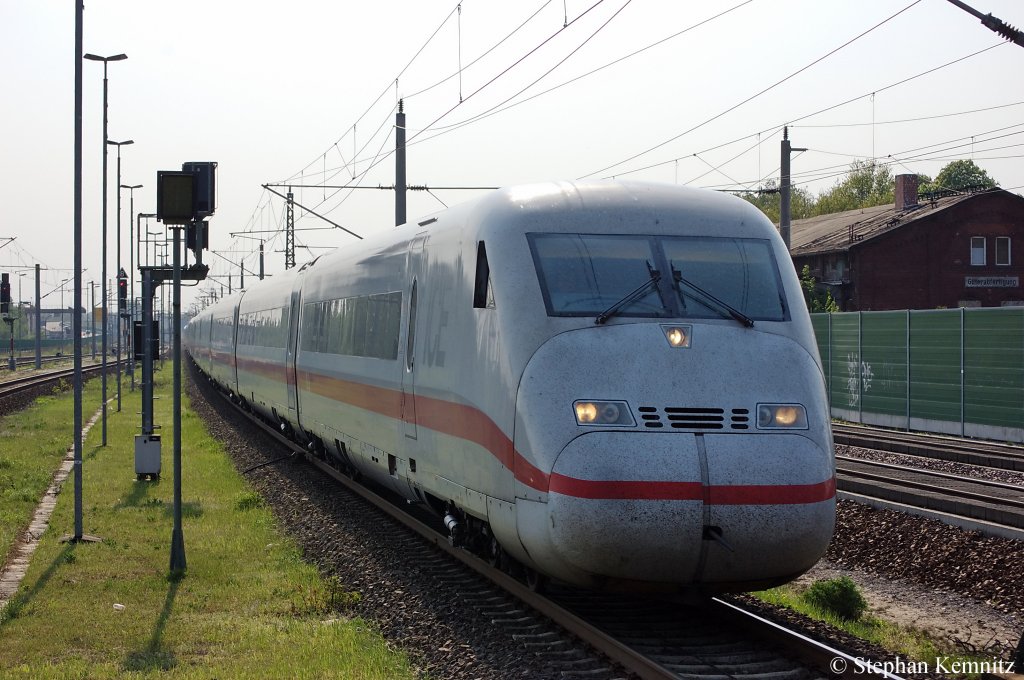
1;0;1022;311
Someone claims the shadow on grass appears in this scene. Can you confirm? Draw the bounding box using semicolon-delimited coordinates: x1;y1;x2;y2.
163;502;204;520
84;444;102;462
123;576;180;672
0;543;77;628
115;479;163;510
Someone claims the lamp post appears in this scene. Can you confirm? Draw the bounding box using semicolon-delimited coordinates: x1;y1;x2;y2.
90;280;96;359
109;139;132;412
58;278;71;356
84;51;126;446
122;183;142;390
17;273;26;353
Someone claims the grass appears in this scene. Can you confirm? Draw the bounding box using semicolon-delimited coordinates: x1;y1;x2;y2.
0;367;415;679
0;374;105;564
753;582;999;677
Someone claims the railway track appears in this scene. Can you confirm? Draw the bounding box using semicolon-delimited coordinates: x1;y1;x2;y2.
836;455;1024;533
833;422;1024;472
0;362;115;402
205;379;901;680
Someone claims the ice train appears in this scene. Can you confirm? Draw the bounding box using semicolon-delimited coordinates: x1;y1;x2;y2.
185;180;836;593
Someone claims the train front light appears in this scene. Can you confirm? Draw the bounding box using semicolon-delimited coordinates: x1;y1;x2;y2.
573;400;635;426
757;403;808;429
661;324;692;348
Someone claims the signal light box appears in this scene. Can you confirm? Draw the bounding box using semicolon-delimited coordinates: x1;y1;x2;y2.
183;161;217;218
156;171;196;224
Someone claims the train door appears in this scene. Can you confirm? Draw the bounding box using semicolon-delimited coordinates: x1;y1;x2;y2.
231;303;240;390
401;234;428;440
285;285;302;424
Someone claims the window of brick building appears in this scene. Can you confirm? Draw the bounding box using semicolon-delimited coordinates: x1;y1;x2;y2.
996;237;1011;266
970;236;986;266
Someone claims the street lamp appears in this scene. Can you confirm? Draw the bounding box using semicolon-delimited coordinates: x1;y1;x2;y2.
17;273;26;350
109;139;132;411
58;277;72;357
84;51;126;446
122;183;142;390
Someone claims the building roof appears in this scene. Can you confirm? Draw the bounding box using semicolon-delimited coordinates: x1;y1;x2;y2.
788;190;995;257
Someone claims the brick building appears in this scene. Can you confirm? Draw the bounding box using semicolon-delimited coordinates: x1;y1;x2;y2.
789;176;1024;311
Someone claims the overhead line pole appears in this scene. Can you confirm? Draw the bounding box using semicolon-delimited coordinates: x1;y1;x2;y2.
780;126;807;251
396;99;406;227
259;185;363;240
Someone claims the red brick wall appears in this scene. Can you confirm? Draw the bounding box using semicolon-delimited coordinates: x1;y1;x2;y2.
849;192;1024;310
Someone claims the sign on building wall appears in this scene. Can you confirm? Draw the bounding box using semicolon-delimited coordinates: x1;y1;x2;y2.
964;276;1019;288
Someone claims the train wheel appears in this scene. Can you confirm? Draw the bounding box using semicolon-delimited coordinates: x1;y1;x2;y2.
487;537;503;569
525;567;547;594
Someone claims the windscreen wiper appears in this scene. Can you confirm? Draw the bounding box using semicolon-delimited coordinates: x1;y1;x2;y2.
594;263;661;325
672;266;754;328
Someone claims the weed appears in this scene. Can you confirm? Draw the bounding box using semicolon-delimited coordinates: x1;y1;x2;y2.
234;491;266;511
803;576;868;621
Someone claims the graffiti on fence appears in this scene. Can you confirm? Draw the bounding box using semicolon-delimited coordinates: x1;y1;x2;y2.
846;353;872;407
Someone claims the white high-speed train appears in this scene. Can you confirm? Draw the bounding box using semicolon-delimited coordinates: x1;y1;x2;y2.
186;180;836;592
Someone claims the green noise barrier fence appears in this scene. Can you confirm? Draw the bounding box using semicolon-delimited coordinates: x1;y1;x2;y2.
810;308;1024;443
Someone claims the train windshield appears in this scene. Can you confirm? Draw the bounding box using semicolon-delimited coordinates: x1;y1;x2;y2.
663;237;787;322
529;234;671;318
529;233;787;321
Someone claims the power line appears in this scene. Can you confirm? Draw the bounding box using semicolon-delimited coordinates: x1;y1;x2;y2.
791;100;1024;128
286;1;466;184
599;41;1007;181
580;0;925;179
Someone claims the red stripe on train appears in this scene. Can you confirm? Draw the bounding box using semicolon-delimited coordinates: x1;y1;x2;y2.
227;360;833;504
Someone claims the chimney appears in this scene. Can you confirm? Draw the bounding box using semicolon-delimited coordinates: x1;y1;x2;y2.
895;174;919;211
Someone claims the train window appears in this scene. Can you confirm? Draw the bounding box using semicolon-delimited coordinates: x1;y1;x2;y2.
407;281;417;371
473;241;495;309
662;237;787;322
529;234;669;318
300;292;402;359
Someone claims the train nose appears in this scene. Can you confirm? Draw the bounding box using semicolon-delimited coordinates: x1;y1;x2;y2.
542;431;834;588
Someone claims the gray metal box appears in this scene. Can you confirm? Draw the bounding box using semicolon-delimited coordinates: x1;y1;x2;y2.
134;434;162;476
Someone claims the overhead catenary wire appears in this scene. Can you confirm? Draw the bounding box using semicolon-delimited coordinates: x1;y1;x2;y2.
285;1;465;184
271;0;621;230
393;0;755;140
579;0;926;179
600;41;1008;182
699;124;1024;192
791;100;1024;128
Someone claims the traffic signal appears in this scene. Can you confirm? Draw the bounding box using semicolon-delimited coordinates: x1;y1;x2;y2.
117;270;128;317
0;273;9;315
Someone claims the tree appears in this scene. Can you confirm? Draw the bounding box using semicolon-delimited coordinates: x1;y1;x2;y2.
800;265;839;313
920;159;997;194
813;160;894;216
738;179;815;224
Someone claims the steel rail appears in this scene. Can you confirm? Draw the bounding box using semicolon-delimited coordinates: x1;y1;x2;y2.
833;422;1024;472
0;363;115;399
837;455;1024;496
837;466;1024;513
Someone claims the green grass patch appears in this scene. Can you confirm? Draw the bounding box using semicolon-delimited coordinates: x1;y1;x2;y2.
0;374;106;566
0;368;415;679
754;581;996;677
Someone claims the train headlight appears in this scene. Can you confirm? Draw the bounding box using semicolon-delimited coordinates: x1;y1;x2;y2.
661;324;692;348
573;400;635;426
756;403;808;429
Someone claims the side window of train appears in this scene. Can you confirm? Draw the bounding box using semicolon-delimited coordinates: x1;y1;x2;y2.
406;280;417;371
473;241;496;309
